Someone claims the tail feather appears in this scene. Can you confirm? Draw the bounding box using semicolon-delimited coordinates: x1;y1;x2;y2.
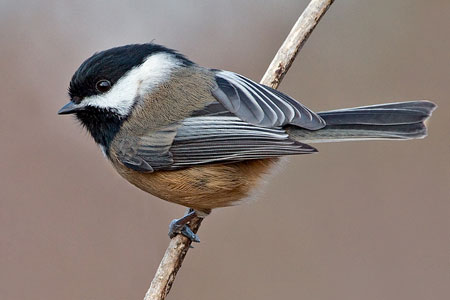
287;100;436;143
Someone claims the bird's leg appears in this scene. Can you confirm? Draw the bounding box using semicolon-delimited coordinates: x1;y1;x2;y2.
168;208;210;242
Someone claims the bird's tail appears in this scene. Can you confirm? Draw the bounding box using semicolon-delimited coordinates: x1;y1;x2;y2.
287;100;436;143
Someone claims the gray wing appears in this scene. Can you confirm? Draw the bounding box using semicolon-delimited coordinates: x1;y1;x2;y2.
169;116;316;169
116;117;316;172
211;70;326;130
115;124;179;172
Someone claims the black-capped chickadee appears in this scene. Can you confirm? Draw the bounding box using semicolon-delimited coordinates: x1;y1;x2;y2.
58;43;436;241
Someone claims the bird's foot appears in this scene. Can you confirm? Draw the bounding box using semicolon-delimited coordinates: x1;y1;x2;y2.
168;209;201;242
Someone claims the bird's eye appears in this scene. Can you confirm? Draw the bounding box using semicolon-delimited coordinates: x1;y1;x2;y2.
95;80;111;93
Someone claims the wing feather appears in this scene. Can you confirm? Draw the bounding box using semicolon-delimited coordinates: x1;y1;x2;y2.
212;70;326;129
168;116;316;169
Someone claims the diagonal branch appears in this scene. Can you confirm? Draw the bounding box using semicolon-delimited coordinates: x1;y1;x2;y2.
261;0;335;88
143;1;335;299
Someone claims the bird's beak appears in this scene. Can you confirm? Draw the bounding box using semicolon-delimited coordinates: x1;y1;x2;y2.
58;102;83;115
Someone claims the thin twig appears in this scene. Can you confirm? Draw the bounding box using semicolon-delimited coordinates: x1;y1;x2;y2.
143;1;334;299
261;0;335;88
143;218;202;300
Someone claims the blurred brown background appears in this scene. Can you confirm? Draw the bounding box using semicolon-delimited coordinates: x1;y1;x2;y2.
1;1;449;299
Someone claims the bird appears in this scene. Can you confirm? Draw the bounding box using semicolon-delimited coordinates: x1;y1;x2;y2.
58;43;436;242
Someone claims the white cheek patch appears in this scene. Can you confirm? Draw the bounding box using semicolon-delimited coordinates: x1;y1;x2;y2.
80;52;182;116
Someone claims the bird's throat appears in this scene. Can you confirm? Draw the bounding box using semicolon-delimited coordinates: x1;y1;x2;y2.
75;107;124;155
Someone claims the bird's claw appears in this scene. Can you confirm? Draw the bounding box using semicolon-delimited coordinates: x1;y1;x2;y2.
168;218;200;242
